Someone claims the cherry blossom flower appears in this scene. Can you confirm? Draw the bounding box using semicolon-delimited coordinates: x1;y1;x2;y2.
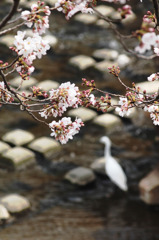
13;31;50;78
89;94;96;106
49;117;84;144
21;2;51;35
147;73;159;81
39;82;81;119
150;112;159;125
55;0;94;19
115;97;132;117
135;32;156;54
144;105;158;112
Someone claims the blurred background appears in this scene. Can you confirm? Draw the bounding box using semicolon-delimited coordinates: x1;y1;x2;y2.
0;0;159;239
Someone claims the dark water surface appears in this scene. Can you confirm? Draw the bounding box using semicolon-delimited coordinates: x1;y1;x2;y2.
0;1;159;239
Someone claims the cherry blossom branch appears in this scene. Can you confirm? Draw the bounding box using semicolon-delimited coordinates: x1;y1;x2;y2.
26;110;49;126
0;0;20;30
91;4;157;60
0;55;19;70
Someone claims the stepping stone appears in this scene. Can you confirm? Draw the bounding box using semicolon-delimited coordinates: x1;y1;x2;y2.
64;167;96;186
0;204;10;220
94;5;115;17
0;194;30;214
92;49;119;61
28;137;61;159
90;156;120;175
2;129;35;146
96;19;110;28
93;113;122;130
139;165;159;204
19;0;37;8
90;157;105;175
74;13;97;24
43;34;58;48
117;54;131;68
37;80;59;92
0;35;14;47
69;55;95;71
10;76;38;90
0;147;36;170
46;0;57;5
136;81;159;95
94;60;118;75
111;11;121;21
67;107;97;122
0;141;11;155
122;12;137;25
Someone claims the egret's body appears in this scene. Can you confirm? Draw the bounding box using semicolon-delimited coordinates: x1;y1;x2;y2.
100;136;128;191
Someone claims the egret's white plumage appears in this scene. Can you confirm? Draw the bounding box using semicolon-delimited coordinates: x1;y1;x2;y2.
100;136;128;191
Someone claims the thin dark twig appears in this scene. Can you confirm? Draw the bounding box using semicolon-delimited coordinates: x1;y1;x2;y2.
0;55;19;70
0;0;20;30
26;110;49;126
91;5;157;60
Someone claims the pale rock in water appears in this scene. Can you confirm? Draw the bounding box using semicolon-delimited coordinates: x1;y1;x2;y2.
0;147;36;170
37;80;59;91
2;129;35;146
90;157;105;175
94;5;115;17
0;141;11;155
28;137;61;160
74;13;97;24
139;165;159;204
0;204;10;220
10;76;38;90
0;194;31;213
67;107;97;122
93;113;123;131
65;167;96;186
92;49;119;61
69;55;95;70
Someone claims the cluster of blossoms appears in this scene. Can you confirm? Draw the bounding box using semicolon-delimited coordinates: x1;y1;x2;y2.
115;97;132;117
135;32;159;54
55;0;95;19
12;31;50;79
144;105;159;125
134;11;159;55
39;82;81;118
21;1;51;35
147;73;159;81
143;11;156;24
49;117;84;144
118;5;132;19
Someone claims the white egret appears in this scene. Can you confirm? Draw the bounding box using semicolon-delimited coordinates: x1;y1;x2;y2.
100;136;128;191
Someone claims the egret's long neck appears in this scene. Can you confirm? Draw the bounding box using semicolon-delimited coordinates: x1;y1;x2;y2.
104;140;111;160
